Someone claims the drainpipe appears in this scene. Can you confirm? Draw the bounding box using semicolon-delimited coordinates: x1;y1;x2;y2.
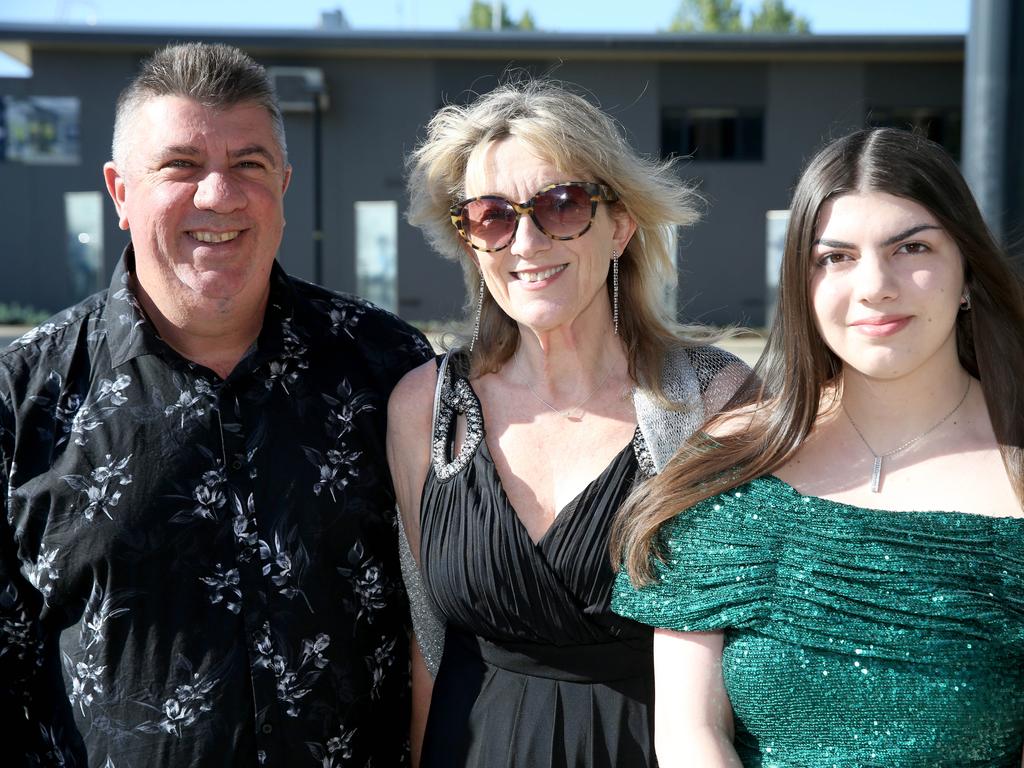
962;0;1011;241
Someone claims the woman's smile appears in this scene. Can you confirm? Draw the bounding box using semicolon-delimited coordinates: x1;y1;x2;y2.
848;314;913;337
512;264;569;285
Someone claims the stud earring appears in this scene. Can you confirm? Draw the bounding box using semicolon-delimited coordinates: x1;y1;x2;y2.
612;250;620;336
470;273;485;352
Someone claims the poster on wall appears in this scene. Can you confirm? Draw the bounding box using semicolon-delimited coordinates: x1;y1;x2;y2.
0;96;80;164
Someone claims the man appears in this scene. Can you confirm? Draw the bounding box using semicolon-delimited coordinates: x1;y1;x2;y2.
0;43;432;766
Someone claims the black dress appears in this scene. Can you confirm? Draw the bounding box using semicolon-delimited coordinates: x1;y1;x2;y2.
419;361;657;768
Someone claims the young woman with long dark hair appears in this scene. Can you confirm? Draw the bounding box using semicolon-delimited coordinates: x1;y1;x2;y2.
612;128;1024;766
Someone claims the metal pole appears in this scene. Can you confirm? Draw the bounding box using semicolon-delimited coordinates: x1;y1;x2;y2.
312;93;323;285
492;0;502;31
1006;4;1024;245
962;0;1012;241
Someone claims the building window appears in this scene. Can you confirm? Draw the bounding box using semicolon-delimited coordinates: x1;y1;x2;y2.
64;191;104;299
867;108;962;161
3;96;80;165
354;201;398;313
764;209;790;325
661;108;764;162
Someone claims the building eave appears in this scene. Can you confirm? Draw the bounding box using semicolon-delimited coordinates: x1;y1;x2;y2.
0;22;965;63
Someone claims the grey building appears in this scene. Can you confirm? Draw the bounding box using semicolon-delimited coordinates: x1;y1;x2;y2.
0;24;963;326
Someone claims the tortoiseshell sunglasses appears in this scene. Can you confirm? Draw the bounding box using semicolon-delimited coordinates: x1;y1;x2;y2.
449;181;620;253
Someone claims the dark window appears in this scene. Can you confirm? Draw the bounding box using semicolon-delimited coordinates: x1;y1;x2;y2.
661;108;764;162
867;108;962;161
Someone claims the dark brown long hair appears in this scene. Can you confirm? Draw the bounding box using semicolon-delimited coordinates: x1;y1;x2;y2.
614;127;1024;585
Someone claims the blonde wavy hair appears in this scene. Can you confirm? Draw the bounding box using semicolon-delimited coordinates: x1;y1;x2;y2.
405;78;713;393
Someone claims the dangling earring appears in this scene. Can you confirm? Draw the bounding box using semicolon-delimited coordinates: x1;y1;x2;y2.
960;288;972;312
612;250;620;336
469;273;485;352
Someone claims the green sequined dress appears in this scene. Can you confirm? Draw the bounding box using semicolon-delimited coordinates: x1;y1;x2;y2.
612;475;1024;767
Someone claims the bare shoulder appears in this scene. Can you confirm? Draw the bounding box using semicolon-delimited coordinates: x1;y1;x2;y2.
387;359;439;538
386;359;438;474
387;359;439;428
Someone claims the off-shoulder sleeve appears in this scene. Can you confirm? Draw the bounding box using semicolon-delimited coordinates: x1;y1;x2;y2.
615;475;1024;665
611;486;775;632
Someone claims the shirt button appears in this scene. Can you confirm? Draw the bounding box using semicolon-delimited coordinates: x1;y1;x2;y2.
232;460;242;470
261;723;273;734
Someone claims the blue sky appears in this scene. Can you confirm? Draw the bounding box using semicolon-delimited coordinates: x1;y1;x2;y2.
0;0;970;76
0;0;968;34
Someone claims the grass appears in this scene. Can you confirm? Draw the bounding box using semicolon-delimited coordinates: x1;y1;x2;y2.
0;302;51;325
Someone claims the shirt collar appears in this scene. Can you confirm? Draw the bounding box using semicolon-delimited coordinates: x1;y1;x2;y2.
248;260;307;370
104;243;303;372
104;244;167;369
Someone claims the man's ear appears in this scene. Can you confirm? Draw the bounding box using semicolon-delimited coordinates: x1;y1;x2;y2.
103;161;130;231
281;163;293;195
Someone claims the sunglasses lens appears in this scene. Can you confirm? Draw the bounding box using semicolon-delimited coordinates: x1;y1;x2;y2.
533;185;593;238
462;198;517;250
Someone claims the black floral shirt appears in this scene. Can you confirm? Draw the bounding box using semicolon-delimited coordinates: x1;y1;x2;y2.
0;248;433;767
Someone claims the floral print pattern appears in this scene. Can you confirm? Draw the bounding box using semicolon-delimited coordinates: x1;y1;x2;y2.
252;621;332;718
0;249;433;766
61;454;134;522
133;656;218;737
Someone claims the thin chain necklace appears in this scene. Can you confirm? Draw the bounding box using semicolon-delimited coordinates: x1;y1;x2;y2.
514;349;614;421
843;378;971;493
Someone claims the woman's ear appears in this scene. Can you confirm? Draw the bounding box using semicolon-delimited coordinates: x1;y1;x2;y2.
611;207;638;257
461;241;480;269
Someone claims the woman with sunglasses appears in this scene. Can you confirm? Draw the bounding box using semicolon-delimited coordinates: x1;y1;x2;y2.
612;128;1024;766
389;80;747;767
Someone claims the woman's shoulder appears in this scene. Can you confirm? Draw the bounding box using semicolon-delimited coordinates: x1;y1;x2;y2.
628;476;791;578
388;356;441;417
614;474;1024;638
664;340;753;415
611;476;781;631
655;474;780;537
388;349;487;485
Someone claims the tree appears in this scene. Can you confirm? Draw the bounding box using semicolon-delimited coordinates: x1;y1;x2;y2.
666;0;810;34
462;1;538;31
748;0;811;33
668;0;743;33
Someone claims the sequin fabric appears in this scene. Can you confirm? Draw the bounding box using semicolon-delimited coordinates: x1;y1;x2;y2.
431;372;484;481
398;510;445;674
633;429;656;478
612;475;1024;767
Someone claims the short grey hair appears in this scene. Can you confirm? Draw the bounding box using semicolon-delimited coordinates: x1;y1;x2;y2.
111;42;287;166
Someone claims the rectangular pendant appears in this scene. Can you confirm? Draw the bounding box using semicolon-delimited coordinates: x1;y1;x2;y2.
870;456;882;493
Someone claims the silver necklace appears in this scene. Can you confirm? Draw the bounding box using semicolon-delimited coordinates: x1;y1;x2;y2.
514;350;614;421
843;378;971;493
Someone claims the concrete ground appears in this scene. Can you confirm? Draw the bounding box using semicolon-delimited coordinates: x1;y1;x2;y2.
1;323;767;367
0;325;32;348
425;329;768;368
719;334;767;368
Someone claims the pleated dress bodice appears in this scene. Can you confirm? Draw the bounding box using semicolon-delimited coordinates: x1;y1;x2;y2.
419;365;657;768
